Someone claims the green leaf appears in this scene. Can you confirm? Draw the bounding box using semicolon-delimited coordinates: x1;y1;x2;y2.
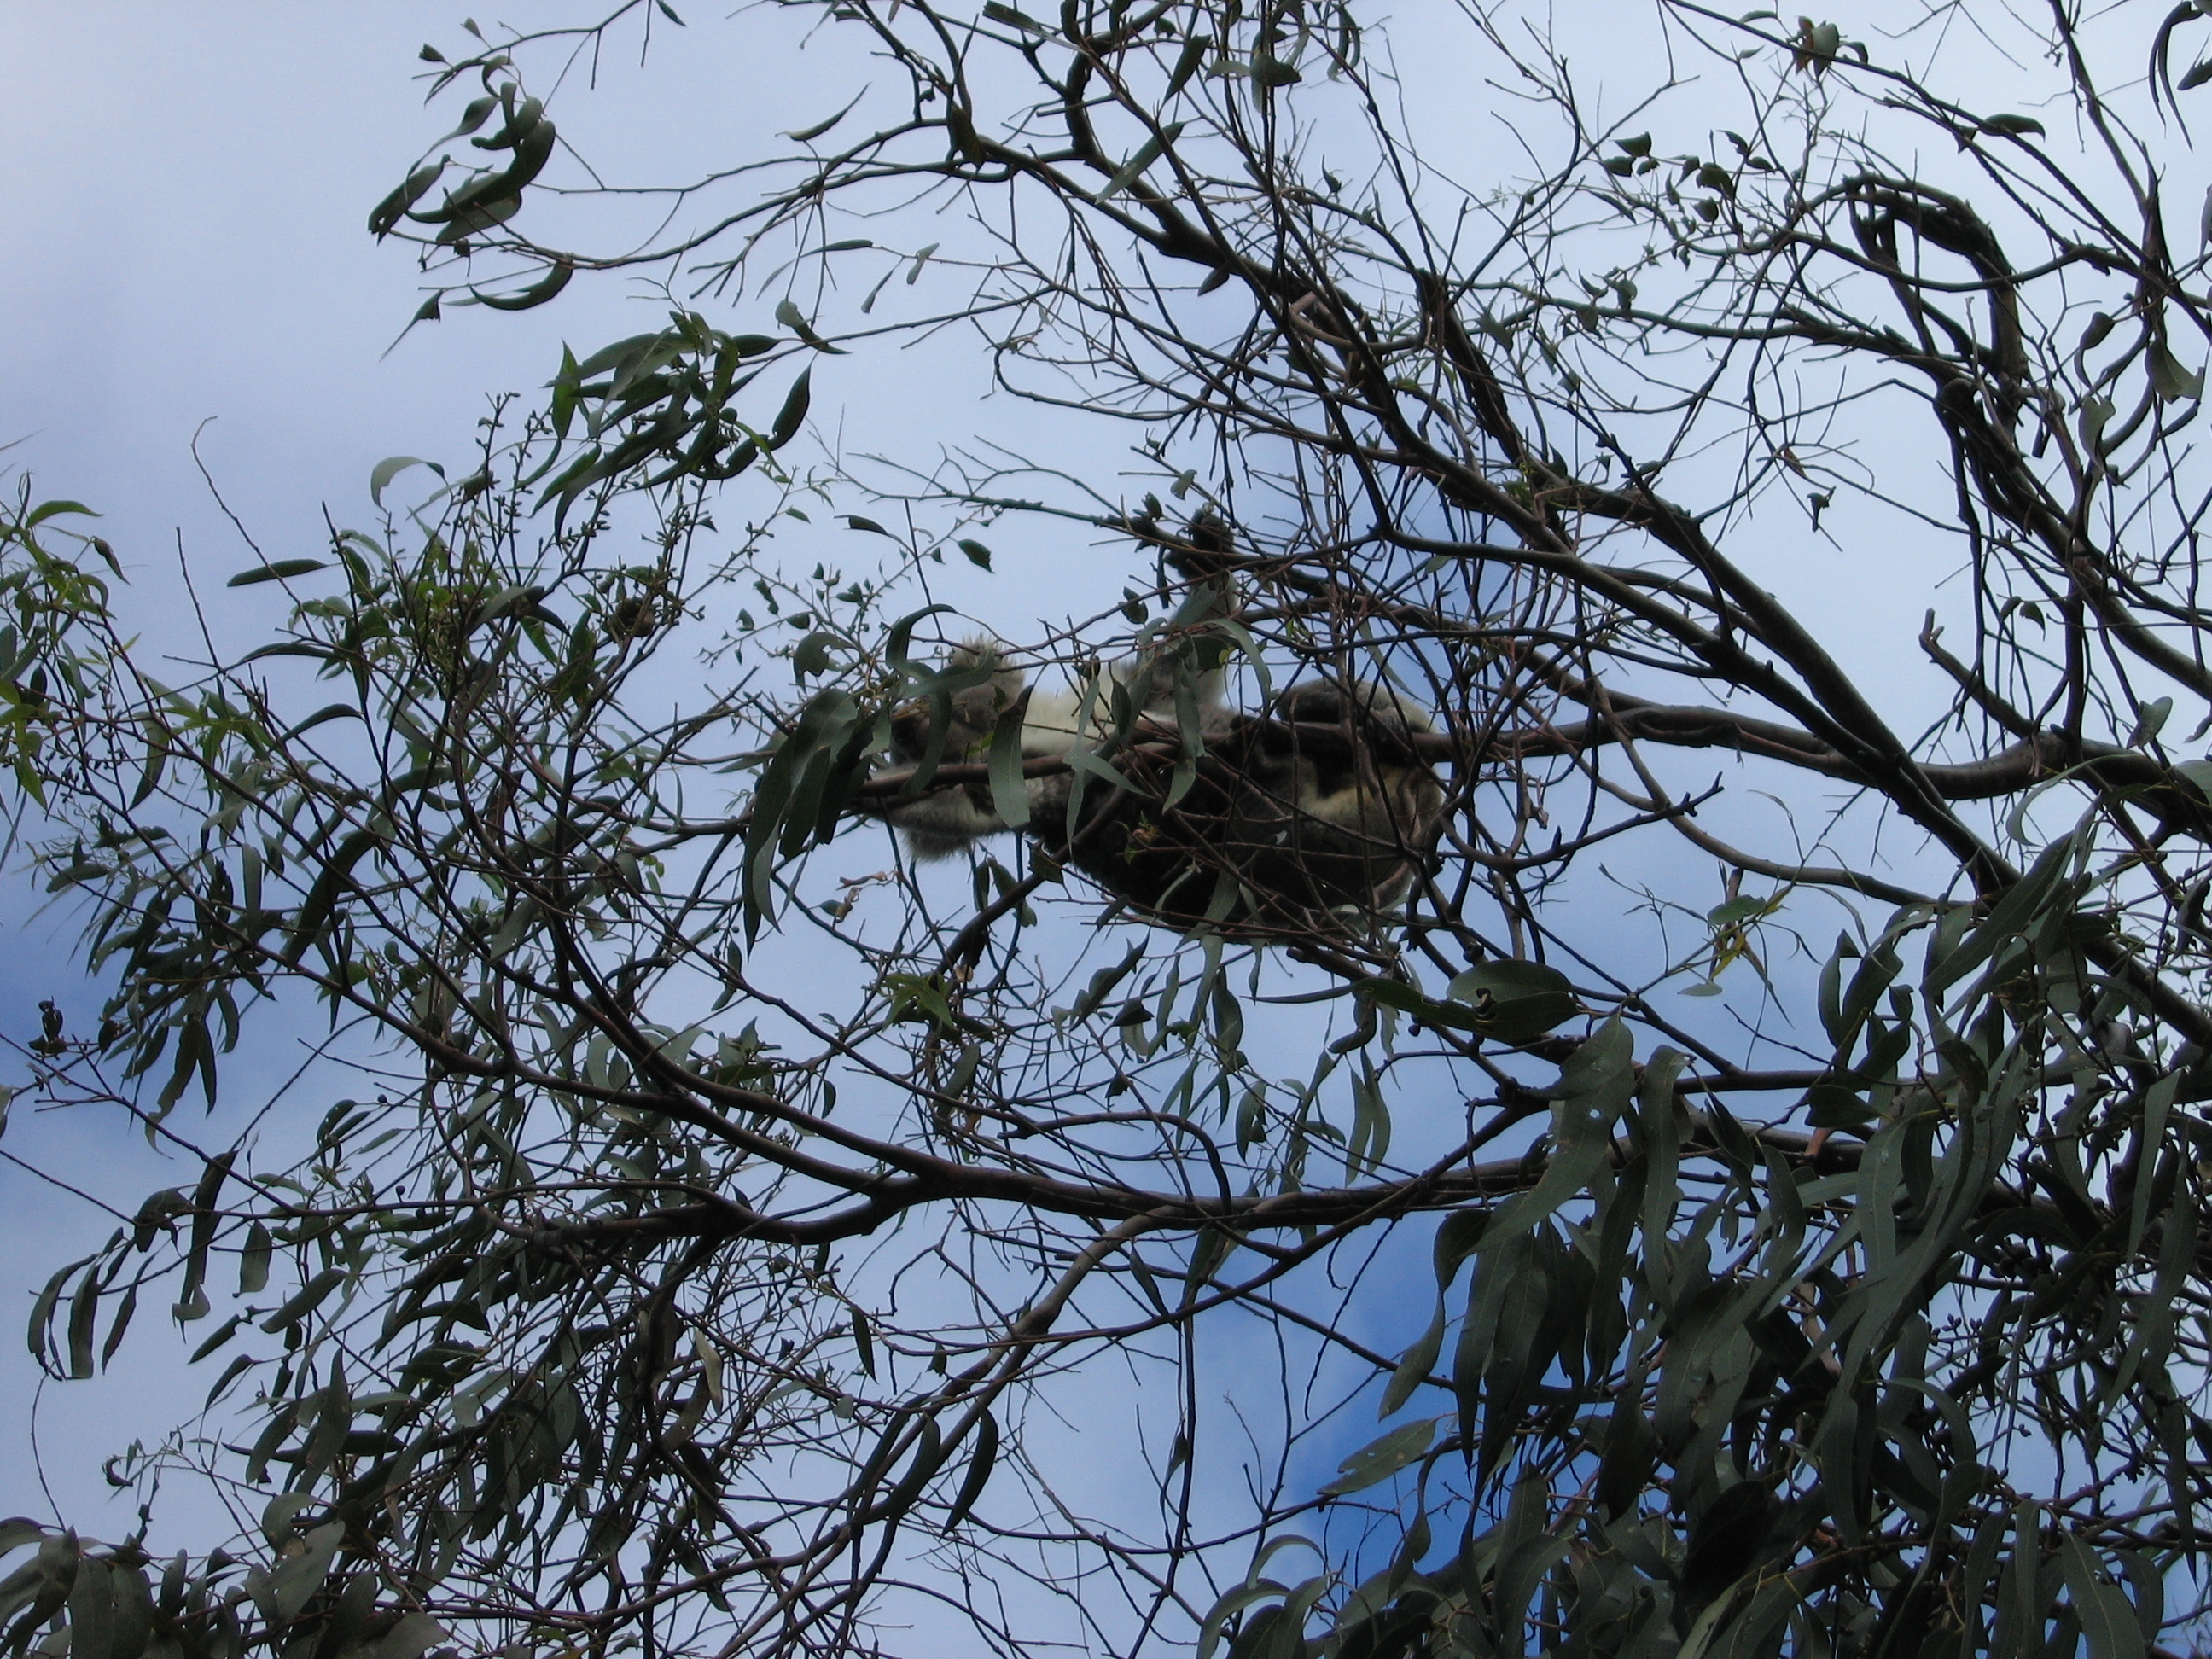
370;1613;450;1659
98;1283;138;1369
259;1266;346;1335
853;1307;876;1377
981;1;1047;32
188;1314;244;1364
772;301;847;354
108;1558;152;1659
1319;1417;1439;1495
282;703;363;742
472;96;546;155
1595;1400;1655;1518
180;1152;233;1312
1377;1214;1484;1418
225;559;329;588
942;1408;998;1530
68;1555;115;1659
2059;1537;2145;1659
27;1259;80;1374
987;694;1032;830
1706;894;1775;927
1495;1021;1636;1237
130;725;168;809
369;160;446;236
1446;958;1580;1043
1380;1307;1447;1419
2131;696;2173;746
1806;1082;1876;1131
2151;341;2204;402
769;368;814;447
269;1522;345;1621
282;828;383;965
239;1221;272;1295
433;96;498;143
469;259;573;311
66;1262;100;1379
958;538;993;569
2079;393;2116;452
880;1415;947;1520
787;89;867;142
1098;123;1185;200
573;329;668;380
24;499;99;527
370;456;441;505
1167;33;1212;96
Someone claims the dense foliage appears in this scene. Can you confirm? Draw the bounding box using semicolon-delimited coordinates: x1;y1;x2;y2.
9;5;2212;1659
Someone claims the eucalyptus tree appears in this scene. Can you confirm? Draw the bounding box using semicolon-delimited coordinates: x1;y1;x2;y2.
8;5;2212;1659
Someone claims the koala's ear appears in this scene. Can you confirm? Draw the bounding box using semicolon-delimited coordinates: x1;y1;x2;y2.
1185;509;1232;558
1272;682;1343;725
946;637;1004;673
1151;509;1239;593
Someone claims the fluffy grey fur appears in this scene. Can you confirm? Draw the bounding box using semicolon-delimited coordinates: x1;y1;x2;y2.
877;640;1447;934
881;640;1232;857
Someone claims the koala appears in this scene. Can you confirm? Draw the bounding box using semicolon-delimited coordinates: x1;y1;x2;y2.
877;641;1445;934
1222;678;1448;920
879;641;1050;859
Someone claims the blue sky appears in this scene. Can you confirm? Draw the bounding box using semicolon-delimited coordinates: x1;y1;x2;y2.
0;1;842;1532
0;0;2096;1595
0;0;1179;1536
2;1;558;1536
0;0;1826;1540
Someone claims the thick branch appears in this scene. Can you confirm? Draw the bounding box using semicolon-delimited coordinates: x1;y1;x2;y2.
550;1110;1871;1249
852;707;2174;804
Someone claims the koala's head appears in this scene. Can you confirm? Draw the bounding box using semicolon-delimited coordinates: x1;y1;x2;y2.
888;640;1030;762
1272;679;1435;739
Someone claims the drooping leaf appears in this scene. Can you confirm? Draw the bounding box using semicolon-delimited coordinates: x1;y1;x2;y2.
1320;1418;1439;1495
1446;959;1580;1043
225;561;329;589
